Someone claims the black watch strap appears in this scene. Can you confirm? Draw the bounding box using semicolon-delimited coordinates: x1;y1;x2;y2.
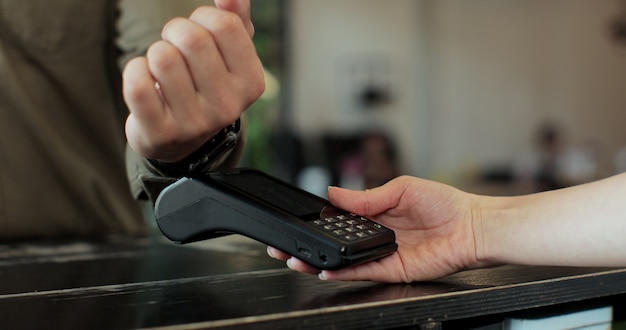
148;119;241;178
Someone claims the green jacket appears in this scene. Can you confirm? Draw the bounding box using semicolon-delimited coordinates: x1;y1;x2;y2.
0;0;242;240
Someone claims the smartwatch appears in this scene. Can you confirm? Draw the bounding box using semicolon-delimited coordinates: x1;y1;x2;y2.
149;119;241;178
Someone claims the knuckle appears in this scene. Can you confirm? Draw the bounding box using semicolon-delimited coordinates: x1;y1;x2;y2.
210;11;241;35
122;65;144;96
163;17;210;53
123;83;152;106
192;6;242;36
189;5;214;19
123;83;146;104
162;16;186;35
146;41;180;73
178;28;211;53
167;21;212;54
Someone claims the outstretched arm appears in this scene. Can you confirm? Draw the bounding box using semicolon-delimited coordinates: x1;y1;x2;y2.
478;172;626;267
269;172;626;283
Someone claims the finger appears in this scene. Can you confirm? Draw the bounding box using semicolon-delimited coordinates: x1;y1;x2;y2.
319;267;379;282
214;0;254;37
328;185;396;216
267;247;324;276
145;39;197;117
267;246;290;261
161;17;229;107
189;6;262;77
122;56;165;131
286;257;321;276
320;254;406;282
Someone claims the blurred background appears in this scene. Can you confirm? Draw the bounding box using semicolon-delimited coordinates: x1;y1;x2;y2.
245;0;626;196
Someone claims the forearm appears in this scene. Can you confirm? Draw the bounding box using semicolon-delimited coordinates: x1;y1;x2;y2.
477;173;626;267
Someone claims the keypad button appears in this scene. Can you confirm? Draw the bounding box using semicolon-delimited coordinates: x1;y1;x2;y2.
333;229;347;236
344;234;358;241
315;213;388;241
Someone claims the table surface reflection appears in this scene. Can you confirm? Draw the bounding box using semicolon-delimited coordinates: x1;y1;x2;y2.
1;235;625;329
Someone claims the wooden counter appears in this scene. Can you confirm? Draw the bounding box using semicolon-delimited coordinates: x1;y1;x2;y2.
1;235;625;329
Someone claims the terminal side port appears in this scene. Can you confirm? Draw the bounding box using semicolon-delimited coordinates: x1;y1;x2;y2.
298;247;312;258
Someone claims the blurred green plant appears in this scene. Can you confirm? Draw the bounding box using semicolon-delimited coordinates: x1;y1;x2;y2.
243;0;285;172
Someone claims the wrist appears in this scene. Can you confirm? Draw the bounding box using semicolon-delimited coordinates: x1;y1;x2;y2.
149;119;241;178
470;195;512;267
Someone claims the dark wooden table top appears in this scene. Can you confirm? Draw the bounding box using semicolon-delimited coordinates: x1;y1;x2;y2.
1;235;625;329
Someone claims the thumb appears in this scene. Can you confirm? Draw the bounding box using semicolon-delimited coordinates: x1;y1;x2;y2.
327;184;396;216
214;0;254;37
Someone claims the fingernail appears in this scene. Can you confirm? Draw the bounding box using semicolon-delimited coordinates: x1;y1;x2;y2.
266;246;273;258
318;271;327;280
286;257;294;269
